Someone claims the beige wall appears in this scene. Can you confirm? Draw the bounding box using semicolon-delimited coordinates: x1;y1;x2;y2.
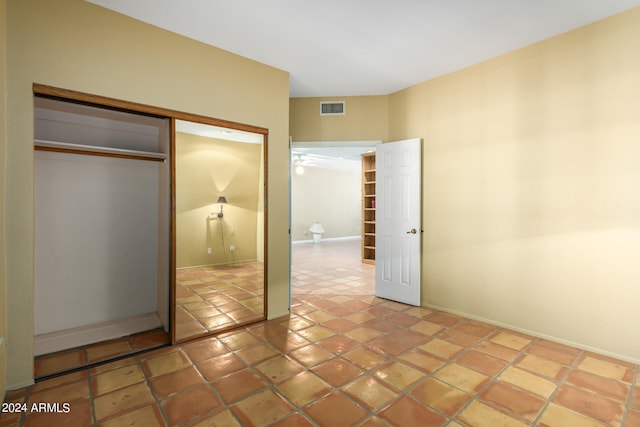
290;96;389;142
0;0;7;399
176;133;262;268
389;8;640;362
4;0;289;389
291;166;361;241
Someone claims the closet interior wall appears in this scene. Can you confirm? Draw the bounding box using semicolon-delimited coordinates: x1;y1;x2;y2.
33;96;171;356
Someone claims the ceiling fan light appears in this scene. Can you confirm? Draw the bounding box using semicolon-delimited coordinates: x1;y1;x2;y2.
295;164;305;175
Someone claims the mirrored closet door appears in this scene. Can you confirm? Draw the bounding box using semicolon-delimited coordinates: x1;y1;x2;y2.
172;119;267;342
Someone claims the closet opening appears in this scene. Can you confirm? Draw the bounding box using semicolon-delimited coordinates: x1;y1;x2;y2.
33;92;171;379
32;83;270;379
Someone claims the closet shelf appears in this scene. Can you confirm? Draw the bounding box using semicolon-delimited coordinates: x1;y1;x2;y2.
34;139;166;162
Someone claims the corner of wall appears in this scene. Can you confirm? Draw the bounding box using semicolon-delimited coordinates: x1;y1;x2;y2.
0;0;8;400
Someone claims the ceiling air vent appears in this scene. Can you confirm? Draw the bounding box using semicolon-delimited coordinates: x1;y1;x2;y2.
320;101;345;116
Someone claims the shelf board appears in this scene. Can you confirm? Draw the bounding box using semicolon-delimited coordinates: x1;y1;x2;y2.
364;246;376;250
364;221;376;224
34;139;166;162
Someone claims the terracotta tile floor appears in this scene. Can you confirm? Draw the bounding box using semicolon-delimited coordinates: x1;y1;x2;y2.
292;240;374;295
34;259;265;379
33;328;170;380
3;240;639;426
176;261;265;341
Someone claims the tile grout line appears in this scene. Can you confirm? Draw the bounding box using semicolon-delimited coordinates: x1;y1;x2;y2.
87;367;98;426
136;355;173;427
529;346;586;426
246;323;330;427
430;325;537;425
18;386;31;426
189;334;256;426
192;327;299;427
272;300;397;425
621;363;639;426
296;303;479;425
370;311;476;424
153;344;235;425
352;302;499;424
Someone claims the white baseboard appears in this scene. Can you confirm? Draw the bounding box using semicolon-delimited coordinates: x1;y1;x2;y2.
423;302;640;366
292;236;360;245
34;312;163;356
177;258;261;270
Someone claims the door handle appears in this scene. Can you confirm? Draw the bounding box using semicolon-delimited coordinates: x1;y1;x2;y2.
406;228;417;234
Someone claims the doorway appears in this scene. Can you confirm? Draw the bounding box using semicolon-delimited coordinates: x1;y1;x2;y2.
290;141;378;296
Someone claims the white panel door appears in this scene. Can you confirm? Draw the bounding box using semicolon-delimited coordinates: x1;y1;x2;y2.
375;138;422;306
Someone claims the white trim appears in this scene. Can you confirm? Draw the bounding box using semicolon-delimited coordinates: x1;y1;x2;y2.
34;312;163;356
291;140;379;148
267;310;290;320
423;302;640;366
34;139;166;160
292;235;361;245
176;259;262;270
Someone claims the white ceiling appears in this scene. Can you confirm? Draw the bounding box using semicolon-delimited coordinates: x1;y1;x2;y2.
175;120;263;144
292;144;377;173
88;0;640;98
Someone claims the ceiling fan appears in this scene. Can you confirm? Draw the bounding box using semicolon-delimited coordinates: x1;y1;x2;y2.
292;153;317;174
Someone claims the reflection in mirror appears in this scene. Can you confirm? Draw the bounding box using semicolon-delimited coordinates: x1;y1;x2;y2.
174;120;266;342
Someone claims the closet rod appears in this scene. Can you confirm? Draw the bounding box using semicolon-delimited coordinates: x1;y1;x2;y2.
34;139;166;162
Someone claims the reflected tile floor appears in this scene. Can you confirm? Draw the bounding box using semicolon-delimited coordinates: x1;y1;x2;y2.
176;261;265;341
3;241;639;426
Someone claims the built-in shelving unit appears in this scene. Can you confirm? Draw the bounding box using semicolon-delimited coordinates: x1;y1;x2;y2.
362;152;376;264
